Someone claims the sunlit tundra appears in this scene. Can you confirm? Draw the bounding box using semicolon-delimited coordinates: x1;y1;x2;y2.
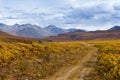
0;0;120;80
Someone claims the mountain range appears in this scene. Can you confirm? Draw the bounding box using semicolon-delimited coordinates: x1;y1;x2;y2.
0;23;120;40
0;23;77;38
45;26;120;41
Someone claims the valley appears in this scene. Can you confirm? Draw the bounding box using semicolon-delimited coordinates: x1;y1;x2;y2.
1;0;120;80
0;24;120;80
0;34;119;80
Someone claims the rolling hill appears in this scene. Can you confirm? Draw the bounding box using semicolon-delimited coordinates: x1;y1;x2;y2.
45;27;120;41
0;30;44;44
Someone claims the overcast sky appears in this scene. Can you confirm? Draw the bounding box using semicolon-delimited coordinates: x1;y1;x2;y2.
0;0;120;30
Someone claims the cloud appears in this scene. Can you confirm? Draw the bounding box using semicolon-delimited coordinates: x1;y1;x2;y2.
113;3;120;11
61;2;120;30
64;5;110;24
0;0;120;30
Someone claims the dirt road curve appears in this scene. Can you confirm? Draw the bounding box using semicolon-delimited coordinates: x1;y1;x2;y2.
50;45;98;80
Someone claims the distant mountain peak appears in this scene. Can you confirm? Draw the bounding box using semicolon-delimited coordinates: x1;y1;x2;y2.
13;24;21;27
0;23;6;25
14;23;19;25
109;26;120;30
21;24;33;26
74;29;86;32
45;25;59;29
44;25;66;35
66;28;77;32
0;23;6;27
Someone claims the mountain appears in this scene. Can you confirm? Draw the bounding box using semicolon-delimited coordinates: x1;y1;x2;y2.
0;23;120;39
0;23;79;38
1;24;26;34
0;23;7;28
45;28;120;41
66;28;78;32
0;30;29;40
74;29;86;32
44;25;66;35
1;24;52;38
1;24;72;38
0;30;48;44
109;26;120;30
15;24;52;38
0;30;16;37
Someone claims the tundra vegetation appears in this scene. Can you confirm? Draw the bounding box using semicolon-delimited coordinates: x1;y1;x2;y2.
88;40;120;80
0;39;120;80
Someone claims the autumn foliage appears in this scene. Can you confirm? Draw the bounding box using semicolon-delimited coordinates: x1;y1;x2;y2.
89;40;120;80
0;40;91;80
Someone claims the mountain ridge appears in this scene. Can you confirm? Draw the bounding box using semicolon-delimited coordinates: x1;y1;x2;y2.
45;26;120;41
0;23;120;39
0;23;78;38
44;25;66;35
108;26;120;30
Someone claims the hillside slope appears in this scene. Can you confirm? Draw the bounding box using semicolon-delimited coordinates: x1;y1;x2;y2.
0;30;44;43
45;29;120;41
